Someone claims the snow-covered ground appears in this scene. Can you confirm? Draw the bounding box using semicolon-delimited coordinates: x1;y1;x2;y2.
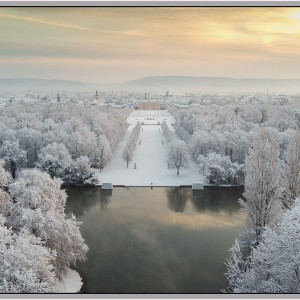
96;110;203;187
55;268;82;293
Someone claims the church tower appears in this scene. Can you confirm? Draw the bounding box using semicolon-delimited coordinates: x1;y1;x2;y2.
95;90;99;102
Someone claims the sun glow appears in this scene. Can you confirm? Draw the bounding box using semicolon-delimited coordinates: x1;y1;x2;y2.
1;7;300;81
289;11;300;21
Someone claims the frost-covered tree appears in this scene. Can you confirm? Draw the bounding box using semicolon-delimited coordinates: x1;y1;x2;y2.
62;117;97;160
0;102;130;186
122;122;141;168
225;239;249;293
8;169;88;277
225;127;294;294
36;144;96;186
266;106;298;132
0;159;12;217
240;127;282;246
198;153;244;185
225;130;253;164
40;118;64;147
0;122;17;146
161;121;175;143
167;139;189;175
189;130;226;160
16;127;42;167
122;145;132;169
0;215;56;293
36;142;72;179
63;156;97;186
0;141;27;179
93;135;112;171
174;122;191;143
281;130;300;209
226;198;300;293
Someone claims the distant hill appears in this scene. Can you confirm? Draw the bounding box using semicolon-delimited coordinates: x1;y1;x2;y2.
120;76;300;93
0;78;87;91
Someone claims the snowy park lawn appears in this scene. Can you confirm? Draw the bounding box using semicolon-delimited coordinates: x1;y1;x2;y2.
95;110;203;187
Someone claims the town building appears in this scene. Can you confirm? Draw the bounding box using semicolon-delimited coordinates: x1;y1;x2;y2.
138;101;161;110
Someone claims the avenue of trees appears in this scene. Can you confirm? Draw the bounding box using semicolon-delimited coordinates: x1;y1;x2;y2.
122;121;141;168
162;121;189;175
0;102;129;185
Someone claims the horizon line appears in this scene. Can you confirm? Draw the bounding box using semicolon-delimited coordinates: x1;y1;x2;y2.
2;75;300;85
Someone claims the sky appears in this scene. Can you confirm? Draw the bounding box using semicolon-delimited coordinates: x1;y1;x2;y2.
1;7;300;83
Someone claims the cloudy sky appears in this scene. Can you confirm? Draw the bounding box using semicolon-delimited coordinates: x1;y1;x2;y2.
1;7;300;83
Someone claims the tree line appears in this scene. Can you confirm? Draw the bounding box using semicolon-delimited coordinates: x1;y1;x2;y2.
162;121;189;175
122;121;141;168
225;128;300;293
169;101;299;185
0;102;130;185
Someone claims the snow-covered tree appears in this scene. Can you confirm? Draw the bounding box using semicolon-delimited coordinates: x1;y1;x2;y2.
240;127;282;246
0;141;27;179
16;127;42;167
0;159;12;189
122;145;132;168
226;198;300;293
281;130;300;209
161;121;175;143
122;122;141;168
36;142;72;179
198;153;244;185
167;139;189;175
225;130;253;164
266;106;298;132
92;135;112;171
40;118;64;147
8;169;88;277
0;214;56;293
0;122;17;146
0;102;130;186
36;143;96;186
174;122;191;143
225;239;249;293
0;159;12;217
61;117;98;160
189;130;226;160
63;156;97;186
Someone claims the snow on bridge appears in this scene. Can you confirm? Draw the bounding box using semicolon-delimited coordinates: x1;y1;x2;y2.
95;110;203;187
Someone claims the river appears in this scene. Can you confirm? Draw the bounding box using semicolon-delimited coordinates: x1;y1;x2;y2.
65;186;245;293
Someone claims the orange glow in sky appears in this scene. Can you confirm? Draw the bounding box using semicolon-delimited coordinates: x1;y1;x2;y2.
1;7;300;83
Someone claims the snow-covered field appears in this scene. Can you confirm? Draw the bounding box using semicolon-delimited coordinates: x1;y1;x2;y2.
96;110;203;187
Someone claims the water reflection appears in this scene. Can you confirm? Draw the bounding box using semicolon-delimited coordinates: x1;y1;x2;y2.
166;187;190;213
65;187;245;293
99;189;112;210
191;187;243;215
65;187;100;218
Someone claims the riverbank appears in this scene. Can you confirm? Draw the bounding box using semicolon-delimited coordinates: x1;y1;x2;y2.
55;268;82;293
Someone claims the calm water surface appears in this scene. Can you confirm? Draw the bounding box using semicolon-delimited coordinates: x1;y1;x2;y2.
65;187;245;293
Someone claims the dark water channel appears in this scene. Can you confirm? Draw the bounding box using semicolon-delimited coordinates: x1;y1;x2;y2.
65;186;245;293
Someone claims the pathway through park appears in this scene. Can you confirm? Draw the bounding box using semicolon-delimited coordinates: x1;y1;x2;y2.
96;110;203;186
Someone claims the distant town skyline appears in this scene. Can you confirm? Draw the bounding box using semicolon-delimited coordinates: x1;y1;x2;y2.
1;7;300;83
